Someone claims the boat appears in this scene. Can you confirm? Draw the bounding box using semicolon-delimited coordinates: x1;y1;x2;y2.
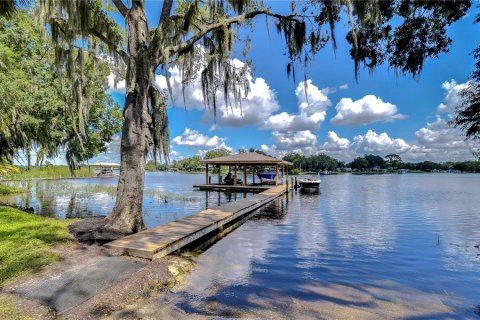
299;177;321;193
90;162;120;178
257;172;277;180
96;168;116;178
257;172;280;185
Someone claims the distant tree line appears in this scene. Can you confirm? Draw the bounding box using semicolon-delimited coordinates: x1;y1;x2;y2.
283;153;344;172
348;154;480;173
282;152;480;173
145;150;480;174
146;148;232;172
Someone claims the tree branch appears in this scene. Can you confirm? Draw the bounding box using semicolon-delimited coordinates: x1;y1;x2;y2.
51;16;129;64
89;28;129;64
155;9;270;67
112;0;129;17
159;0;173;29
153;9;305;68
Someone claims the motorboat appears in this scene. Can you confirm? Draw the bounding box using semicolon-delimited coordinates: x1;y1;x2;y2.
257;172;281;185
299;176;321;193
257;172;277;180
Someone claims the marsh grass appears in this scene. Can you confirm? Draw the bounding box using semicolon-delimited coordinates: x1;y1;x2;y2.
0;206;73;286
3;166;92;180
0;185;23;195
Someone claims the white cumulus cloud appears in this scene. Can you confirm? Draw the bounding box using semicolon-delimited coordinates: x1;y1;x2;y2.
262;80;331;131
272;130;318;149
352;130;411;154
321;131;351;151
172;128;231;151
154;58;279;129
437;79;468;115
108;73;126;93
331;95;406;126
412;116;479;160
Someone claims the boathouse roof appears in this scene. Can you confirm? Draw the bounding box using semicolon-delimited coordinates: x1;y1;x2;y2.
201;152;292;166
88;162;121;167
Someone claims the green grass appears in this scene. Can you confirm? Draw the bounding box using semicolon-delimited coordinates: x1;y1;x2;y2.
0;206;74;286
3;166;92;180
0;185;23;195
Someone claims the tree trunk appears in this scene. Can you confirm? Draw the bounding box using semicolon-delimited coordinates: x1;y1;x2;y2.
26;147;31;170
105;2;150;233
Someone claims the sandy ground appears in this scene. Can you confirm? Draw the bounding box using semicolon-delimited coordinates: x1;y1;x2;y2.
106;278;459;320
0;241;193;320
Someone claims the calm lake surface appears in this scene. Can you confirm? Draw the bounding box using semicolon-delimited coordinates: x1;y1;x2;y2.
1;173;479;318
0;172;252;228
163;173;480;319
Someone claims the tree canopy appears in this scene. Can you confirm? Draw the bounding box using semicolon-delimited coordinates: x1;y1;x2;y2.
453;12;480;150
283;153;342;172
0;10;122;170
204;148;232;160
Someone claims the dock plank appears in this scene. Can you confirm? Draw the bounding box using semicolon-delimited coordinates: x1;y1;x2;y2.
105;185;286;259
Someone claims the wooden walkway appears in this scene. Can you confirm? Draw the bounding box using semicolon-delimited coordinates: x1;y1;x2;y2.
105;185;287;260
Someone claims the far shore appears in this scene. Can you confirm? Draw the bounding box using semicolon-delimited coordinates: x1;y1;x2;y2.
1;166;479;183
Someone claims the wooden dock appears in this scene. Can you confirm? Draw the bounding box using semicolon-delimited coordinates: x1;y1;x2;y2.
105;185;287;260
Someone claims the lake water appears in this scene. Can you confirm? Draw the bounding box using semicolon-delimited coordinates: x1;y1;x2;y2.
0;172;253;228
162;173;480;319
1;173;479;318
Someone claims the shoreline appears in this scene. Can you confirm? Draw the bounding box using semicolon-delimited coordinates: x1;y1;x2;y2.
0;204;195;319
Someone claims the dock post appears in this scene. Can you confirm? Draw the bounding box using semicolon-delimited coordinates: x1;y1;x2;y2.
243;164;247;186
234;165;237;186
275;164;279;186
205;164;209;184
286;165;288;186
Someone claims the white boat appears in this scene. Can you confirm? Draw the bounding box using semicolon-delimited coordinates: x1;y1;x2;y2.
299;177;321;193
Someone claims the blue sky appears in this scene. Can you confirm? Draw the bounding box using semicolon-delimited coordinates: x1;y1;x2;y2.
99;1;480;164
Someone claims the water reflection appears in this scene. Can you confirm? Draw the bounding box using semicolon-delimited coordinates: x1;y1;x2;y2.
166;174;480;319
0;172;255;228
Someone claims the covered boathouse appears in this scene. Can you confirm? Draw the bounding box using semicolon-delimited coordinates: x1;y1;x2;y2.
193;152;292;192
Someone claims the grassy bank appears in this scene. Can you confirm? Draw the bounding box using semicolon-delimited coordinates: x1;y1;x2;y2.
0;206;74;286
3;166;92;180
